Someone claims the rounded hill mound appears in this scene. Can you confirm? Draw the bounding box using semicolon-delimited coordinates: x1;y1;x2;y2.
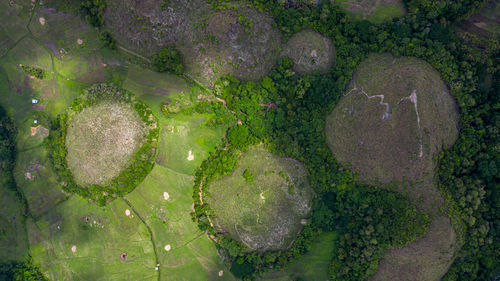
206;145;312;252
282;29;335;75
66;101;145;186
325;53;459;186
49;84;159;204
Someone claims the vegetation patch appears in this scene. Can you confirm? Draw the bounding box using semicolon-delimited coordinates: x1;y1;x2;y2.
281;29;336;75
206;145;313;252
47;84;159;204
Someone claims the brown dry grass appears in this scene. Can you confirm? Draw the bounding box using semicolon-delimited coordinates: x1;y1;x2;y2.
65;101;146;186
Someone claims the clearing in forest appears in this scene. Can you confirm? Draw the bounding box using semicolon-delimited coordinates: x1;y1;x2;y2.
282;29;336;75
325;53;461;281
206;145;313;252
336;0;406;23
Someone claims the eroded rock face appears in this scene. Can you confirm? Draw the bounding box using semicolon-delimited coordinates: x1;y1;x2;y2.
282;29;335;74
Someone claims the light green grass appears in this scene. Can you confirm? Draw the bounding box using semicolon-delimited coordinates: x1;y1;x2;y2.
336;0;405;23
14;145;68;218
0;4;237;280
28;196;157;281
127;165;235;280
368;4;404;24
259;232;338;281
207;145;313;252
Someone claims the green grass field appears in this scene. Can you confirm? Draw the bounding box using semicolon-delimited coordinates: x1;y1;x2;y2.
0;3;240;279
0;186;28;263
336;0;406;23
206;145;313;252
259;232;338;280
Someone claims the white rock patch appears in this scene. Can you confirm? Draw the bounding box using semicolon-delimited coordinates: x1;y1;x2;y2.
71;245;77;253
163;192;170;201
39;17;45;25
125;209;131;216
164;244;171;251
187;150;194;161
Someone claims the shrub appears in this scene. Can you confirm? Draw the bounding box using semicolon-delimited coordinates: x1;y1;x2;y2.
151;46;184;75
99;31;116;49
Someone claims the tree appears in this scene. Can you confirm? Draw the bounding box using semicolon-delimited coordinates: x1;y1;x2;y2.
151;46;184;75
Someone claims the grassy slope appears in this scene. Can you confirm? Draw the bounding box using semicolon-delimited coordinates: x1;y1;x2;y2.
0;186;28;262
104;0;282;86
206;145;312;252
259;232;338;281
336;0;406;23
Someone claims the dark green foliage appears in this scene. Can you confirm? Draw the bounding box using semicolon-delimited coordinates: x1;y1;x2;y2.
242;169;254;182
20;65;45;79
151;46;184;75
99;31;116;49
323;187;430;280
46;84;159;205
0;257;48;281
80;0;106;27
230;259;255;279
227;125;256;150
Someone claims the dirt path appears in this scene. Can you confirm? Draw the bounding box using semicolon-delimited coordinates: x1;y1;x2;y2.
122;197;161;281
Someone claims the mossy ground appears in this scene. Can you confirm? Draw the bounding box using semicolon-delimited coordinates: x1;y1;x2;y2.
206;145;313;252
325;53;461;281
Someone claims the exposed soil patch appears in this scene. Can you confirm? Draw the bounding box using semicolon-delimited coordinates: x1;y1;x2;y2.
282;29;335;74
120;252;128;260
